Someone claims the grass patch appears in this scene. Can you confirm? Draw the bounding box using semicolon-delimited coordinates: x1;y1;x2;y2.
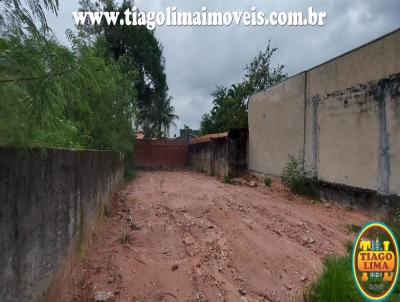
346;223;362;233
304;221;400;302
386;220;400;301
345;240;353;254
303;255;362;302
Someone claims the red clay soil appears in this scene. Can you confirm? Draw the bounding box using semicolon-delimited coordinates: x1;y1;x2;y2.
61;171;371;302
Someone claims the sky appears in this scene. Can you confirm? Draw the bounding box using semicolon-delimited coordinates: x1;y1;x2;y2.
47;0;400;136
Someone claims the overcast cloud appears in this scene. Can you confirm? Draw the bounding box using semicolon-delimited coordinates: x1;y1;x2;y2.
47;0;400;136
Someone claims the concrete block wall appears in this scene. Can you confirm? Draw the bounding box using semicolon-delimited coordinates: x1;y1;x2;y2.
249;29;400;197
0;148;124;302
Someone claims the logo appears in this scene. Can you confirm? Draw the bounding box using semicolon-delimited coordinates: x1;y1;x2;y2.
352;221;399;301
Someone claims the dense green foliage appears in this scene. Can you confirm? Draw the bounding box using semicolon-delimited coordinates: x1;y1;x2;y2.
78;0;177;138
200;42;287;135
200;84;249;135
1;0;177;155
0;0;59;37
0;32;136;152
181;124;200;137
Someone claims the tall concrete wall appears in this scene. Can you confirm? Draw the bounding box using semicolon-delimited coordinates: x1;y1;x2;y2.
0;148;124;302
387;82;400;195
249;29;400;197
248;72;306;176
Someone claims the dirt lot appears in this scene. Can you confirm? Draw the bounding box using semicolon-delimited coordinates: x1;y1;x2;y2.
61;171;370;302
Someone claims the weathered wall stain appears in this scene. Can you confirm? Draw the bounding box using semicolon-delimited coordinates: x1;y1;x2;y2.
389;75;400;125
374;79;391;194
311;95;320;177
311;75;400;194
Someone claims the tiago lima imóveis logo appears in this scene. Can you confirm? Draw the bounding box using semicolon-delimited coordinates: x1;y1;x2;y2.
353;222;399;301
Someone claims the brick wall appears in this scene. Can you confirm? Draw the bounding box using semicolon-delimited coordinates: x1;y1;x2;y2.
134;139;188;169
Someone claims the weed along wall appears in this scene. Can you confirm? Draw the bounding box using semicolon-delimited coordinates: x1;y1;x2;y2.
0;148;124;302
248;29;400;202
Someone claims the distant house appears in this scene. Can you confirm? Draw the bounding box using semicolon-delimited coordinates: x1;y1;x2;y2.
175;126;199;142
135;131;145;139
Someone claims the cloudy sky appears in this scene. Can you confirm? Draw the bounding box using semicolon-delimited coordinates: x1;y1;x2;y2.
47;0;400;136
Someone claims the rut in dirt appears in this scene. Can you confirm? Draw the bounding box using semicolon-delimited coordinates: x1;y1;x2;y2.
61;171;370;302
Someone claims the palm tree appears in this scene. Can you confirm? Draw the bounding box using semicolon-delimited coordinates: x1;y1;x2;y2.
145;96;178;138
227;84;238;98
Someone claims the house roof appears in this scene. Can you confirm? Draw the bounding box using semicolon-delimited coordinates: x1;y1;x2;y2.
189;131;229;144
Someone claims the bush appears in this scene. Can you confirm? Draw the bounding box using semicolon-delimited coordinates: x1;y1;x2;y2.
281;155;319;198
119;228;131;245
263;176;272;187
223;176;234;185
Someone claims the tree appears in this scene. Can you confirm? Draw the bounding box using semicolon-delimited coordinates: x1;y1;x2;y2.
200;84;248;135
0;0;59;37
0;34;79;147
243;41;287;94
143;95;178;138
65;32;137;152
0;29;137;153
183;124;199;137
199;113;214;135
78;0;176;137
200;41;287;135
